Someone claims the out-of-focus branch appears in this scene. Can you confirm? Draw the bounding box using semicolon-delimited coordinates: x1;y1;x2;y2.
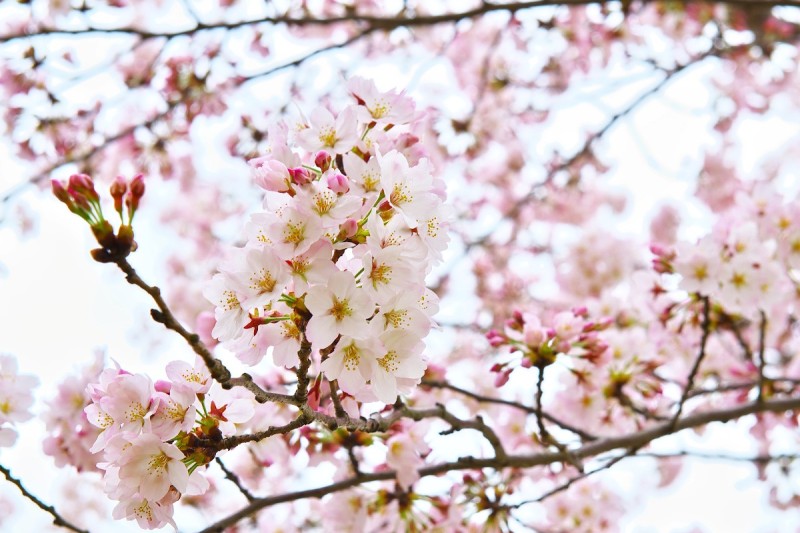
422;378;598;441
3;0;799;43
197;394;800;532
671;296;711;426
0;28;376;210
0;464;88;533
215;458;256;502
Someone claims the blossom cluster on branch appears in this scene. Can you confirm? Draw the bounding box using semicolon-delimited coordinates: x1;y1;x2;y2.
3;1;800;532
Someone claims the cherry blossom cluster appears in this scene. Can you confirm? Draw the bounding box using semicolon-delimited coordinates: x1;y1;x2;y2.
83;356;252;529
204;77;448;403
487;307;611;387
42;354;105;472
0;355;37;448
655;188;800;318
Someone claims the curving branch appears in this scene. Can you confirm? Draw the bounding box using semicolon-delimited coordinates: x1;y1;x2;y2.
0;464;89;533
197;394;800;532
672;296;711;426
215;458;256;502
422;378;599;441
2;0;799;44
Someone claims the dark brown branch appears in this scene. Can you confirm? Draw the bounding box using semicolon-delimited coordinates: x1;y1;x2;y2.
671;296;711;426
511;446;638;508
215;415;309;450
114;258;299;406
636;451;800;463
0;464;89;533
757;310;768;402
421;379;598;441
328;379;348;419
197;394;800;532
215;458;256;502
3;0;799;43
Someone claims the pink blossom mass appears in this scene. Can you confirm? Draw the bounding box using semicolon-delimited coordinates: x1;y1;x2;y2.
2;1;800;532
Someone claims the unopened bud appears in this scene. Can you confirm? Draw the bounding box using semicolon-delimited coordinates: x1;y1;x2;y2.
51;180;71;205
326;172;349;194
314;151;332;172
90;248;114;263
249;157;290;192
494;368;511;388
68;173;99;203
110;176;127;216
129;174;145;207
154;380;172;394
288;167;312;186
396;133;419;150
341;218;358;239
486;329;505;347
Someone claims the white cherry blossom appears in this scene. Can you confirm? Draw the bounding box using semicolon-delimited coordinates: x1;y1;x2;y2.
305;271;374;350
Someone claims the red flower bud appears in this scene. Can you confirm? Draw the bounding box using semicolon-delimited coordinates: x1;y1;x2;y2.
110;176;127;211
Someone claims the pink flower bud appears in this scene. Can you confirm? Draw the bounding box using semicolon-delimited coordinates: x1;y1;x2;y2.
571;306;588;318
494;368;511;387
520;357;533;368
249;157;290;192
314;151;332;172
154;380;172;394
326;172;349;193
68;173;99;203
288;167;312;186
396;133;419;150
110;176;127;215
51;180;72;206
486;329;505;347
129;174;145;201
341;218;358;238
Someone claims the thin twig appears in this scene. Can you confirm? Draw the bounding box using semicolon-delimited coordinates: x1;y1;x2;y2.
757;310;768;402
3;0;799;43
671;296;711;426
421;379;597;441
0;464;89;533
197;394;800;532
215;458;256;502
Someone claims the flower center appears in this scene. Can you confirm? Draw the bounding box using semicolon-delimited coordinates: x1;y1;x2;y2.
383;309;409;329
377;350;399;372
329;296;353;321
343;343;360;371
250;268;276;293
283;221;306;245
318;127;336;148
390;183;411;206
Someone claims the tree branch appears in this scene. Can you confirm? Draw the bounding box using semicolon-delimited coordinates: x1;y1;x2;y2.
671;296;711;426
215;458;256;502
3;0;799;43
421;379;598;441
197;394;800;532
0;464;88;533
